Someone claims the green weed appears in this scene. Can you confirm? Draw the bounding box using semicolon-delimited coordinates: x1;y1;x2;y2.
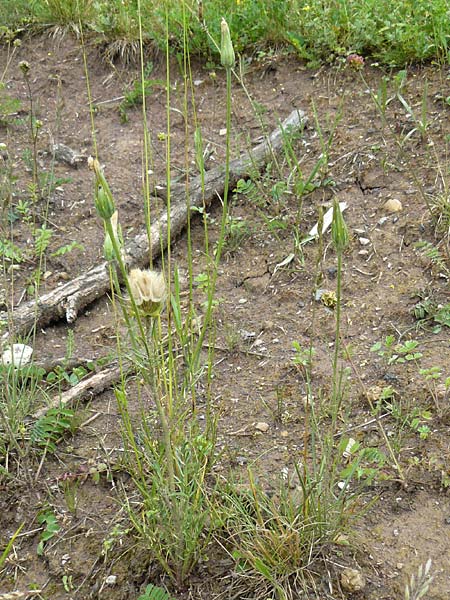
137;584;174;600
118;62;164;123
36;507;60;555
371;335;423;366
1;0;449;65
31;406;76;453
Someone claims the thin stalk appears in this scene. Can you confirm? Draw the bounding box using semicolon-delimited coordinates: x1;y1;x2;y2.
104;217;175;492
332;248;343;415
196;64;232;354
137;0;154;267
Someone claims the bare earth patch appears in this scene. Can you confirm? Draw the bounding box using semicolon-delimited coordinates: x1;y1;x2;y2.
0;35;449;599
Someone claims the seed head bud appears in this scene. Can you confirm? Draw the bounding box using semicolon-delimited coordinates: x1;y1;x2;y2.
95;184;115;221
19;60;30;77
129;268;167;317
220;18;235;69
331;199;349;252
103;210;122;261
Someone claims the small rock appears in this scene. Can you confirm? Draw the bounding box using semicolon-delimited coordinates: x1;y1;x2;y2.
383;198;403;213
105;575;117;586
219;128;227;136
342;437;357;458
240;329;256;341
378;216;389;226
1;344;33;367
314;288;325;301
327;266;337;278
340;567;366;592
280;430;289;438
359;237;371;246
255;422;270;433
52;143;86;167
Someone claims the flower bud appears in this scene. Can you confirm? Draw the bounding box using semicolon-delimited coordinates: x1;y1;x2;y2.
220;18;235;69
346;54;364;69
103;210;122;261
19;60;30;77
95;184;115;220
331;199;349;252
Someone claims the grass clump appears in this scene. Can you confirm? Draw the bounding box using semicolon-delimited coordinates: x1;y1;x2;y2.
1;0;449;65
221;447;374;600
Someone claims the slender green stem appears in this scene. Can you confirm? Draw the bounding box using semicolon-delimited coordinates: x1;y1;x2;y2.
195;65;232;343
104;218;175;492
332;249;343;411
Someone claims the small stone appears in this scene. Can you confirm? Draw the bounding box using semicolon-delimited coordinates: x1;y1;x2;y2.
238;298;247;304
1;344;33;367
280;430;289;437
342;437;357;458
314;288;325;301
340;568;366;592
105;575;117;586
378;216;389;226
219;128;227;136
240;329;256;341
255;422;270;433
383;198;403;213
359;237;371;246
327;266;337;278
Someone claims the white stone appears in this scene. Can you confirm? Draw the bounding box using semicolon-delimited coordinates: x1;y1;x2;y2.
1;344;33;367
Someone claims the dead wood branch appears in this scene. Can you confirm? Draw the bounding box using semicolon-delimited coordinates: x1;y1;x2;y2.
1;108;307;344
32;359;132;420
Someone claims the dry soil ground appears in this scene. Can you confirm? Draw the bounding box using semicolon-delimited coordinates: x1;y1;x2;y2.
0;35;449;600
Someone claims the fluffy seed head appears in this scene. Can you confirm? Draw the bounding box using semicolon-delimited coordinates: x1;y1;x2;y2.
129;268;166;316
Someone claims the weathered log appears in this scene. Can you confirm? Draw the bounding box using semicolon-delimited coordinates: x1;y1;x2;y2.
32;359;132;420
1;109;307;343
